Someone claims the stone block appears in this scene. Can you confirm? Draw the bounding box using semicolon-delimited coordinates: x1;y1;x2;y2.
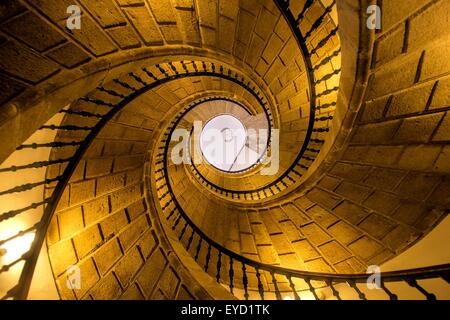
330;162;371;182
100;210;129;239
138;230;158;260
360;97;390;122
363;167;406;191
291;239;320;261
0;41;59;84
254;7;278;41
366;52;422;99
256;244;280;265
300;223;331;245
374;24;405;66
114;246;143;287
318;241;351;264
408;0;450;51
120;284;144;300
398;145;441;170
251;223;272;245
306;205;338;228
107;25;141;49
333;200;370;224
429;78;450;110
126;198;146;221
318;175;341;190
348;236;384;260
392;201;427;226
58;207;84;239
343;145;404;166
48;239;77;276
70;179;96;206
2;11;65;52
124;6;163;45
393;113;444;143
79;0;126;27
118;214;150;251
293;196;315;210
427;177;450;206
110;183;142;212
278;220;302;242
358;213;397;239
352;120;401;144
75;258;100;299
83;196;110;226
270;233;293;255
245;34;265;68
86;158;113;178
306;187;342;210
432;113;450;142
386;83;434;117
281;203;310;226
334;181;372;203
93;238;123;276
395;173;441;201
363;191;401;216
304;258;334;273
137;249;167;297
73;225;103;259
89;272;122;300
382;224;421;252
158;267;180;299
327;220;362;245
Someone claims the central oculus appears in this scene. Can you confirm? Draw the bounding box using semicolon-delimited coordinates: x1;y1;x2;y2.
200;114;259;172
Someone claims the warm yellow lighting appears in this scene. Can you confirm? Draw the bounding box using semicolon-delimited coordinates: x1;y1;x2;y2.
0;232;35;265
283;295;293;300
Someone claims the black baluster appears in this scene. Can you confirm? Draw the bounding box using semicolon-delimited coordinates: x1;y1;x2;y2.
97;86;126;98
256;268;265;300
348;280;366;300
327;280;341;300
271;272;282;300
216;251;222;283
113;79;138;91
380;281;397;300
287;275;301;300
142;67;158;81
186;229;195;251
178;221;188;240
194;238;202;261
242;263;249;300
156;64;169;78
129;72;148;86
407;279;436;300
305;278;320;300
204;244;212;272
229;258;234;294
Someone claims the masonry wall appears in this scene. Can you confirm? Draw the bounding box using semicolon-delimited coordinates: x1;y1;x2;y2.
0;0;323;166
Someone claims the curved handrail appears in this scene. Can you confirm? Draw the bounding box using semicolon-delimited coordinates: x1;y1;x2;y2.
0;60;279;300
174;0;341;199
151;0;450;300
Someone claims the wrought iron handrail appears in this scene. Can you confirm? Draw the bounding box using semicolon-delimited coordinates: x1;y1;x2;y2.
0;60;280;300
172;0;340;200
155;132;450;299
151;0;450;301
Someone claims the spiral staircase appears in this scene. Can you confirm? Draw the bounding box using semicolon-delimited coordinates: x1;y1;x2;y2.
0;0;449;300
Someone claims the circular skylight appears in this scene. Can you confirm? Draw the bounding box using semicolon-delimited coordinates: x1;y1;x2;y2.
200;114;259;172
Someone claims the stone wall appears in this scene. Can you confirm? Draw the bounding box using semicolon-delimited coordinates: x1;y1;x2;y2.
44;77;241;300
